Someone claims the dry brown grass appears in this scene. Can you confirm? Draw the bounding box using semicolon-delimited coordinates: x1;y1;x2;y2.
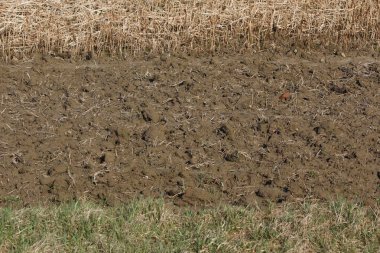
0;0;379;59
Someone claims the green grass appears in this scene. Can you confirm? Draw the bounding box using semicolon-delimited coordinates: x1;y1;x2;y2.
0;199;379;253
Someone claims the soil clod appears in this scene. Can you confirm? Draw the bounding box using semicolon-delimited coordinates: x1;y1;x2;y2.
224;151;239;162
217;124;230;138
329;83;348;94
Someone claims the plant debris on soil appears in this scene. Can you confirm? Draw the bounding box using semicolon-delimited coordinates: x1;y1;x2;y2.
0;50;379;207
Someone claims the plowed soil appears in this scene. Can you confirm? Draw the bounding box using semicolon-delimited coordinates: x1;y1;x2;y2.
0;50;379;207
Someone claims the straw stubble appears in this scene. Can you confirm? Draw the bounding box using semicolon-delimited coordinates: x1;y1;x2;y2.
0;0;379;59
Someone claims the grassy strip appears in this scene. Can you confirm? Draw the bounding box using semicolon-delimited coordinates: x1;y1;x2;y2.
1;0;379;60
0;199;379;252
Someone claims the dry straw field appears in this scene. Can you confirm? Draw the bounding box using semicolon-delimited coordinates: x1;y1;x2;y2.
0;0;379;59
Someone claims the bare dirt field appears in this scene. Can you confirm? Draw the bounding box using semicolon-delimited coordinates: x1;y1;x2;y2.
0;50;379;207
